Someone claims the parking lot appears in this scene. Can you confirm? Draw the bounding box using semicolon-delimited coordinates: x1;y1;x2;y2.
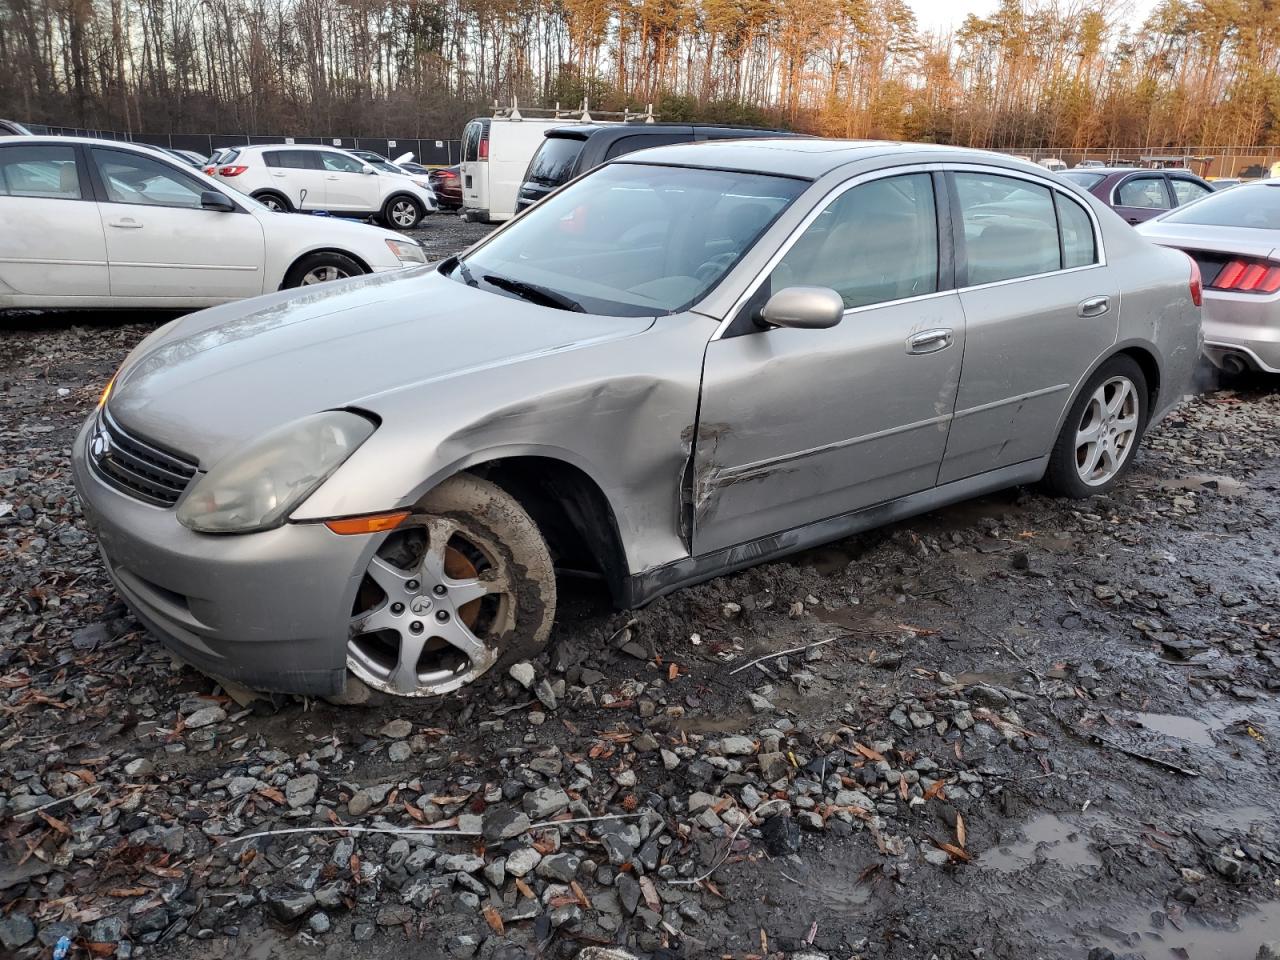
2;209;1279;960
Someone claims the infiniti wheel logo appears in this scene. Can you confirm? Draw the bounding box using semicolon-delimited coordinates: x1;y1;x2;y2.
409;596;433;615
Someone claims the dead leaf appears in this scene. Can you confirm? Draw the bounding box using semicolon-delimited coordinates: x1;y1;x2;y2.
38;811;71;835
851;741;886;763
956;813;966;848
923;779;947;801
404;801;425;822
514;877;535;899
482;905;504;935
256;787;285;806
106;887;151;897
639;875;660;913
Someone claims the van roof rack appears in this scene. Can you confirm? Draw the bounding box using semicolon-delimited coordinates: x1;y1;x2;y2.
491;98;656;124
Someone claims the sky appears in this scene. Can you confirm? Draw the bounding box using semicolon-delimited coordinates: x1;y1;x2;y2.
906;0;1163;34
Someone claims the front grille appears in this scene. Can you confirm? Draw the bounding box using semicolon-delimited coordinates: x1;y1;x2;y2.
89;408;198;507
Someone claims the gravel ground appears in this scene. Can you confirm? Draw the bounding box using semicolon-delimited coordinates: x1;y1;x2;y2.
2;216;1279;960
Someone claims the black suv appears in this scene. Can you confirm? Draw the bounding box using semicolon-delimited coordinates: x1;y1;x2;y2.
516;123;800;213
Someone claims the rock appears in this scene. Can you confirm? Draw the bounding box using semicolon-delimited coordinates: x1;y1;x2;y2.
688;791;717;814
379;718;413;739
922;845;950;866
264;889;316;921
124;758;155;777
348;784;392;816
89;917;125;943
509;662;536;689
747;693;774;712
0;912;35;950
386;740;411;762
185;705;226;729
522;785;570;819
483;858;506;887
308;912;331;934
535;678;558;710
1211;853;1244;880
285;774;318;808
719;735;756;756
598;821;641;865
660;749;681;771
505;847;542;877
227;775;259;798
616;873;642;915
353;920;376;940
437;853;484;873
1256;943;1280;960
536;852;581;882
760;815;800;855
758;751;791;782
482;807;531;842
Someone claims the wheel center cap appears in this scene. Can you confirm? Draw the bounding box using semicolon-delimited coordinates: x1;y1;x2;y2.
409;596;434;615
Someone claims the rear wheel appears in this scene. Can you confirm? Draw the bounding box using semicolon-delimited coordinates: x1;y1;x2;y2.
282;252;364;288
1043;355;1148;498
333;474;556;705
382;194;423;229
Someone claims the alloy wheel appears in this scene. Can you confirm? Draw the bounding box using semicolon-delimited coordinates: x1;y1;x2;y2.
301;265;349;284
391;200;418;227
260;196;284;211
347;517;514;697
1074;375;1139;486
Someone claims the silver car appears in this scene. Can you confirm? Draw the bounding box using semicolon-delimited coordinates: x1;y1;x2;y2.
1137;179;1280;374
72;140;1202;703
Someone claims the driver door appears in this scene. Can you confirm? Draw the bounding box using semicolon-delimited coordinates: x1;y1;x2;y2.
692;171;966;555
319;151;380;212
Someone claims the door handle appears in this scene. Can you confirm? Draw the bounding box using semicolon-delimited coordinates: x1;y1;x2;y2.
326;175;341;180
107;218;142;229
907;329;953;355
271;171;287;178
1078;296;1110;318
1126;216;1141;224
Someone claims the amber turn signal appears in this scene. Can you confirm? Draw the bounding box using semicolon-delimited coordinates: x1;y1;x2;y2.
98;375;115;409
323;511;411;535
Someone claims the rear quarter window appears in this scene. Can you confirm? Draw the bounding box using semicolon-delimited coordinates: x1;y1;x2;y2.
525;137;585;186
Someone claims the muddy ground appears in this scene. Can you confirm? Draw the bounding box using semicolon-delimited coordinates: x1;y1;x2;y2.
2;212;1278;960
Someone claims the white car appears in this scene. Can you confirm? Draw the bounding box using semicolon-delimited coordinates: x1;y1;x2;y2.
208;144;437;228
0;136;428;310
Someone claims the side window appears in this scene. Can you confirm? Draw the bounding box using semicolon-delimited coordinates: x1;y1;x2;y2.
320;152;365;173
91;149;204;208
0;145;82;199
1056;194;1097;268
769;173;938;309
268;150;316;170
1171;178;1211;205
955;172;1060;284
263;150;282;167
1117;176;1170;209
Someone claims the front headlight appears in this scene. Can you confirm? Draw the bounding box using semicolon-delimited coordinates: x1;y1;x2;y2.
412;178;433;190
386;239;426;264
177;411;375;533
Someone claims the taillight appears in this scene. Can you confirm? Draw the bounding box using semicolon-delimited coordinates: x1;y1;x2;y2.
1209;257;1280;294
203;166;215;174
1188;256;1202;307
478;137;489;161
218;165;248;177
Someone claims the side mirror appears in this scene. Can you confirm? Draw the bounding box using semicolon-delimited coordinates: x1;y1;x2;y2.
199;190;236;212
759;286;844;330
361;164;376;175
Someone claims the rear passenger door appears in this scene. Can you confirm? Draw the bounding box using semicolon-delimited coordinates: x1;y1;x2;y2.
1168;174;1212;208
939;169;1118;483
0;142;109;301
1112;173;1172;224
263;150;328;210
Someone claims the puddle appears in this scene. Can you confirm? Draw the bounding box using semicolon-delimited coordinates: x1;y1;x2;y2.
1211;804;1278;834
1158;473;1249;497
1087;900;1280;959
979;814;1100;872
954;670;1024;687
1133;712;1216;747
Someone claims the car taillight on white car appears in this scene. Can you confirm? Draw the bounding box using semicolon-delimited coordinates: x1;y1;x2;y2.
218;165;248;177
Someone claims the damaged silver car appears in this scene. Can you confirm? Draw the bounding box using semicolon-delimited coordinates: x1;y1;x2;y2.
72;140;1203;702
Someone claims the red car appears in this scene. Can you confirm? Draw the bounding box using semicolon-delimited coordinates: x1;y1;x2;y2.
1059;167;1214;225
428;165;462;210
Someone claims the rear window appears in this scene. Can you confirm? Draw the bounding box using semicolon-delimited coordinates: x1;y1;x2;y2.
1161;182;1280;229
1059;171;1104;189
525;137;585;186
462;120;489;163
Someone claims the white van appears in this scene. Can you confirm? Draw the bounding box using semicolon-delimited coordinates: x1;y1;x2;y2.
460;116;575;223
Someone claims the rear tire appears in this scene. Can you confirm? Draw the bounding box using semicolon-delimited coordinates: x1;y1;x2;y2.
282;252;364;288
1042;355;1148;498
252;191;291;213
330;474;556;706
382;194;424;229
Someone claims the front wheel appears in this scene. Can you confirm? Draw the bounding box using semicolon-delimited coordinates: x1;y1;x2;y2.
382;195;424;229
1042;355;1148;498
282;252;364;288
333;474;556;705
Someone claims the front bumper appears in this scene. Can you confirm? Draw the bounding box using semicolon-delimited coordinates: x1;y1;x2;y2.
72;417;377;695
1202;291;1280;373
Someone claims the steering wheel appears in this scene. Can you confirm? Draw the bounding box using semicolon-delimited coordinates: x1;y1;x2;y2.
694;251;737;283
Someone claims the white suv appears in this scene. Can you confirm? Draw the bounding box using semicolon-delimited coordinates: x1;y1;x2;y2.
210;144;438;228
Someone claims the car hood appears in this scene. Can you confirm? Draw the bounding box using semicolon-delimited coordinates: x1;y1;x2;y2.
108;269;655;467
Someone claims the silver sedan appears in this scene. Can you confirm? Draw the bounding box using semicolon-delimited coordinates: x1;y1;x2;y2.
72;140;1202;703
1137;179;1280;374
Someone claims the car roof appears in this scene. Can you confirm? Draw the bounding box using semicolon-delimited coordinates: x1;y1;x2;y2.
609;139;1042;180
546;122;797;140
1070;167;1206;176
0;135;194;157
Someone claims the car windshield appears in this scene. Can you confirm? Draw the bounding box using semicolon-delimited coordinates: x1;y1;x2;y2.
1160;182;1280;229
455;163;806;317
1060;171;1105;189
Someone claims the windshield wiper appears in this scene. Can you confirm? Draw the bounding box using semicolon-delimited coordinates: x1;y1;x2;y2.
451;257;478;287
482;274;585;312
